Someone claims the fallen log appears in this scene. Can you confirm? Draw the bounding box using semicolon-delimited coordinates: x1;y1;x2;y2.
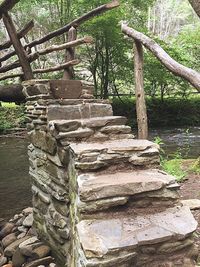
0;84;25;103
121;23;200;91
0;20;34;50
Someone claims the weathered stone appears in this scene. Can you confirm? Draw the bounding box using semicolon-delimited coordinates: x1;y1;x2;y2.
19;237;39;249
50;80;82;99
22;80;50;97
47;103;112;121
58;128;94;140
4;236;30;257
0;223;15;239
78;170;175;202
77;206;197;259
57;228;70;240
23;214;33;227
82;116;127;128
29;131;57;155
52;198;69;217
71;139;158;155
12;248;26;267
83;251;137;267
2;233;17;249
0;256;7;266
49;209;67;229
181;199;200;210
129;155;160;166
49;120;81;134
30;245;51;260
57;146;70;166
100;125;131;134
20;242;44;257
78;196;129;213
17;233;26;239
158;238;193;253
23;257;54;267
17;226;27;233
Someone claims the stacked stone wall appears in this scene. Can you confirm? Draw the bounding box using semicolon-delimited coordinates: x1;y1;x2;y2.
23;79;198;267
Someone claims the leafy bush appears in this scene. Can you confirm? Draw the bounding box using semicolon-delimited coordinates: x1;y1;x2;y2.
0;104;26;133
112;96;200;128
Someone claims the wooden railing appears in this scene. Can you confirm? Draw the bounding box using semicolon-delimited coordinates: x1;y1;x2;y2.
0;0;119;82
121;22;200;139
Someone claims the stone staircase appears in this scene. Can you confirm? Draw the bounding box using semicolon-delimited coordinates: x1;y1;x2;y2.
23;80;198;267
47;99;197;267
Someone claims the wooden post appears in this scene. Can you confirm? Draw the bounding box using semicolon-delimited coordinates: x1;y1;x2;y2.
63;26;77;80
2;12;34;80
134;40;148;139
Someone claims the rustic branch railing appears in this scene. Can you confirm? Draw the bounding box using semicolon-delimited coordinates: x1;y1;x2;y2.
0;0;119;83
121;22;200;139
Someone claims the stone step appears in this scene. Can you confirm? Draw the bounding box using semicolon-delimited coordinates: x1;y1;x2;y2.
47;102;113;121
70;139;160;171
78;169;176;202
77;169;179;214
76;206;197;266
48;116;133;143
49;116;128;132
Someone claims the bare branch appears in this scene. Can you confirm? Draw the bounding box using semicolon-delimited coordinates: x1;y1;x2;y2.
0;20;34;50
26;0;119;48
121;23;200;91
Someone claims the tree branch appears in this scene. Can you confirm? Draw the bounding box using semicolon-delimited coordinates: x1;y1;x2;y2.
121;23;200;91
188;0;200;18
26;0;119;48
0;20;34;50
0;0;20;19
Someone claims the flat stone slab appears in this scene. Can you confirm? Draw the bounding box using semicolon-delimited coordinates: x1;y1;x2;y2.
77;206;197;259
181;199;200;210
78;169;176;202
70;139;158;155
49;116;127;132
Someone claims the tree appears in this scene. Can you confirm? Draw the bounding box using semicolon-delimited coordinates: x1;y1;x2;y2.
188;0;200;18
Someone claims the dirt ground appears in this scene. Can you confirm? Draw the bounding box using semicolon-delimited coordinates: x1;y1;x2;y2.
179;170;200;263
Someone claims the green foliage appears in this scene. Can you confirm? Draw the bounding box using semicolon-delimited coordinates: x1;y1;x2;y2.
162;159;187;181
0;104;26;133
112;96;200;128
190;157;200;174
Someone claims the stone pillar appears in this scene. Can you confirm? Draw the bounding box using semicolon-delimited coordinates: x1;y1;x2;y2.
23;79;198;267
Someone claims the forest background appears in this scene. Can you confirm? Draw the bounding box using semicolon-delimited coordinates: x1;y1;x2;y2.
0;0;200;129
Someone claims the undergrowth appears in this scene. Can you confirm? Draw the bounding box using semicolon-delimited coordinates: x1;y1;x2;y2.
0;104;26;133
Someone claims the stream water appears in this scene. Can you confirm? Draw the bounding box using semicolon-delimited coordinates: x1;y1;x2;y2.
0;126;199;219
